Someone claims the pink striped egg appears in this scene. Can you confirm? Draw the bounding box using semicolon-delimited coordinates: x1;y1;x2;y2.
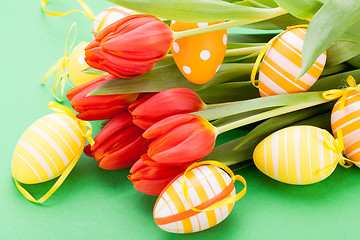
153;165;236;233
331;91;360;168
11;113;85;184
259;27;327;97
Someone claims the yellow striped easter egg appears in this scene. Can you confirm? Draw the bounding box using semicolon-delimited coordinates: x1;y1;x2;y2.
258;27;327;97
331;91;360;168
253;126;340;185
154;165;236;233
92;6;136;34
11;112;85;184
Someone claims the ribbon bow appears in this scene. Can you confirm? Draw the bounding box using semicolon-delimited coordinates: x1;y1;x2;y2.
322;76;360;111
40;23;78;102
41;0;95;20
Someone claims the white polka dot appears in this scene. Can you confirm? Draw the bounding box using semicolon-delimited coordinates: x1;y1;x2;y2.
183;66;191;74
171;20;176;25
173;42;180;53
197;22;208;28
78;55;86;64
200;50;211;60
223;34;227;45
216;65;221;72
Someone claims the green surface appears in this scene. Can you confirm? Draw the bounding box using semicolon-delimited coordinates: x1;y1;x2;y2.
1;1;360;239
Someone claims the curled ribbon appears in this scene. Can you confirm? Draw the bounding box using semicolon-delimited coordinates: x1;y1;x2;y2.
322;76;360;111
41;0;95;20
181;160;247;213
40;23;78;102
250;24;309;88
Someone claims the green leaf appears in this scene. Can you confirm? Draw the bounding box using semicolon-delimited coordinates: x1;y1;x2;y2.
268;13;309;30
310;69;360;91
228;32;276;43
321;63;349;76
274;0;323;19
326;40;360;67
88;63;254;95
290;111;332;132
109;0;286;22
81;67;107;75
300;0;360;78
347;54;360;69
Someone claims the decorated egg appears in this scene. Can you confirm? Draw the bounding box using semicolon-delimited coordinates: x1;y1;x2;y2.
11;102;93;203
253;126;341;185
258;27;326;97
153;162;246;234
331;90;360;168
92;6;136;34
68;41;105;86
170;21;227;84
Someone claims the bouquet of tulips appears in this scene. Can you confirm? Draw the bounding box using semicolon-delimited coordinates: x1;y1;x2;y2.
36;0;360;233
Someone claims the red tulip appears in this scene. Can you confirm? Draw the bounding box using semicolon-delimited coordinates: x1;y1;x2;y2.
142;114;217;166
128;88;206;130
66;75;138;120
84;111;151;170
85;14;174;78
128;157;188;196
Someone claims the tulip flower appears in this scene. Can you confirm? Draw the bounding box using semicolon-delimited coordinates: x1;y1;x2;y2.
142;114;218;166
66;75;138;120
128;88;206;130
128;157;188;196
85;14;174;78
84;111;151;170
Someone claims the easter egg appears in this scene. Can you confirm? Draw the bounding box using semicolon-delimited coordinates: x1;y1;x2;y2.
92;6;136;34
153;165;236;233
253;126;340;185
170;21;227;84
68;41;105;86
258;27;327;97
331;91;360;168
11;112;85;184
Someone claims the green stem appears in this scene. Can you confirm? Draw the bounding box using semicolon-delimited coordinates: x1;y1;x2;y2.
173;8;286;39
205;102;235;109
216;100;327;134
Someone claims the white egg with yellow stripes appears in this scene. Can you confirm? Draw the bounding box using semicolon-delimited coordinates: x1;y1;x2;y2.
153;161;246;234
11;102;94;203
253;126;342;185
258;27;326;97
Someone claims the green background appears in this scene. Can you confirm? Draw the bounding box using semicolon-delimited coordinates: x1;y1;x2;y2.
1;1;359;239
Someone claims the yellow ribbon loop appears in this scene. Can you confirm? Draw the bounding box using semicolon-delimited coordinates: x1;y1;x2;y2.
322;76;360;111
41;23;77;102
41;0;96;21
181;160;247;213
250;24;309;88
78;120;95;146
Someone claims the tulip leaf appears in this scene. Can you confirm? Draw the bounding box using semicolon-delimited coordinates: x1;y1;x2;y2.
326;41;360;67
310;69;360;91
273;0;323;19
300;0;360;78
347;54;360;69
108;0;286;22
321;63;349;77
88;63;254;96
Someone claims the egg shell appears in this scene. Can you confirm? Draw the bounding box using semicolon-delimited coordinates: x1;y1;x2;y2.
11;113;85;184
258;27;327;97
170;21;227;84
253;126;339;185
153;165;236;234
92;6;136;34
331;91;360;168
68;41;104;86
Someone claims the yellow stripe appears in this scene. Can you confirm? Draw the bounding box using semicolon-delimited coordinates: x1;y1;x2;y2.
277;129;288;183
299;126;311;184
286;127;297;184
265;134;274;180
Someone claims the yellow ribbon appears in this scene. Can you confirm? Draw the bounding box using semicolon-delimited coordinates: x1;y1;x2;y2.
13;102;94;203
41;0;95;20
322;76;360;111
40;23;78;102
181;160;247;212
250;24;309;88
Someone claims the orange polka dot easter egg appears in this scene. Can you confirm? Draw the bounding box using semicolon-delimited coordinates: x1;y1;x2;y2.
258;27;327;97
67;41;105;86
92;6;136;34
153;162;247;234
170;21;227;84
331;90;360;168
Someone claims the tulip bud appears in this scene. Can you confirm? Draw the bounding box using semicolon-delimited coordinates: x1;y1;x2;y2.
129;88;206;130
84;111;151;170
85;14;174;78
142;114;217;166
66;75;138;120
128;157;188;196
